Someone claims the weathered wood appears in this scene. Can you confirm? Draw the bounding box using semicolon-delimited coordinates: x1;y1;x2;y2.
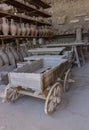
45;82;62;114
17;61;32;68
28;47;65;55
76;28;82;42
19;90;46;100
14;59;43;73
42;42;85;48
8;58;68;92
42;42;85;68
24;55;65;61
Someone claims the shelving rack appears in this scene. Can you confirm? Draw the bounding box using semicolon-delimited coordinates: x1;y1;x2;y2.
29;0;51;9
0;0;52;39
3;0;51;17
0;11;51;26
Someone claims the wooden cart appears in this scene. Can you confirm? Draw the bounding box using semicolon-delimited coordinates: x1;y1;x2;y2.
4;57;72;114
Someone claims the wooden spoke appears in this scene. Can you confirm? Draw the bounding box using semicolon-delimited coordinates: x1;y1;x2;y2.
64;69;72;92
45;82;62;115
4;84;22;102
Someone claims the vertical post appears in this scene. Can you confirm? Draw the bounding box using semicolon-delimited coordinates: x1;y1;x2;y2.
15;38;19;50
76;27;82;42
75;27;85;67
87;29;89;51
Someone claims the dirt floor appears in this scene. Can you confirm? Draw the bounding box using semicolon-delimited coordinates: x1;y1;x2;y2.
0;62;89;130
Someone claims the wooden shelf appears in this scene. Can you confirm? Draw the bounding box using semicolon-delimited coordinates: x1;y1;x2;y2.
0;0;52;41
0;11;51;26
53;33;88;39
0;35;52;39
2;0;51;18
30;0;51;9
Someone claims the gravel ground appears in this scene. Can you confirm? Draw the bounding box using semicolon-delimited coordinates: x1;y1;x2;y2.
0;62;89;130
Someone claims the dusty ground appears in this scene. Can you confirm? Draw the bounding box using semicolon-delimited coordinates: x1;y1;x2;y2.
0;62;89;130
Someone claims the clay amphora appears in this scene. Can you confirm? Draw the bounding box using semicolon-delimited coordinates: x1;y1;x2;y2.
34;25;38;37
5;47;16;67
20;48;27;58
38;26;42;36
30;25;36;37
17;49;24;62
26;23;30;36
21;23;26;36
10;19;17;35
1;17;9;35
16;23;21;36
0;56;3;68
0;49;9;65
10;47;19;62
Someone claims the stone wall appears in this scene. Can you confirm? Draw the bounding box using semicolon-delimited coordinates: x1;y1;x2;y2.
49;0;89;35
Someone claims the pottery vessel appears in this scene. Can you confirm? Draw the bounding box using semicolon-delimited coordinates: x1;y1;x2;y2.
0;4;11;12
17;50;24;62
30;25;36;37
10;19;17;35
5;47;16;67
1;17;9;35
38;26;42;36
16;23;21;35
21;23;26;36
10;47;19;62
45;26;48;37
26;23;30;36
41;26;45;37
0;19;1;34
20;48;28;58
0;49;9;65
0;56;3;68
34;25;38;37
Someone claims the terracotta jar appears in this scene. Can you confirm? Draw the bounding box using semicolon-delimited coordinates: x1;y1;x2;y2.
20;48;28;58
0;3;12;12
38;26;42;36
41;26;45;37
35;25;38;37
26;23;30;36
16;23;21;36
17;50;24;62
30;24;36;37
10;47;19;62
0;19;1;34
49;27;53;36
1;17;9;35
45;26;48;37
5;47;16;67
0;49;9;65
24;48;28;56
0;56;3;68
10;19;17;35
21;23;26;36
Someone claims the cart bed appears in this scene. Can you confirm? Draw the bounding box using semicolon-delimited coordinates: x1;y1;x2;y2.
8;58;70;92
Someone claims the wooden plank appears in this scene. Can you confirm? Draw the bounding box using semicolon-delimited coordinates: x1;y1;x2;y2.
24;55;65;61
42;42;85;48
14;59;43;73
9;73;42;92
19;90;46;100
35;67;51;73
28;47;65;55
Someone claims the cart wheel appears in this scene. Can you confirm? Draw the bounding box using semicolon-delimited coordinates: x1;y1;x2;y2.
4;84;21;102
64;69;71;92
45;82;62;115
